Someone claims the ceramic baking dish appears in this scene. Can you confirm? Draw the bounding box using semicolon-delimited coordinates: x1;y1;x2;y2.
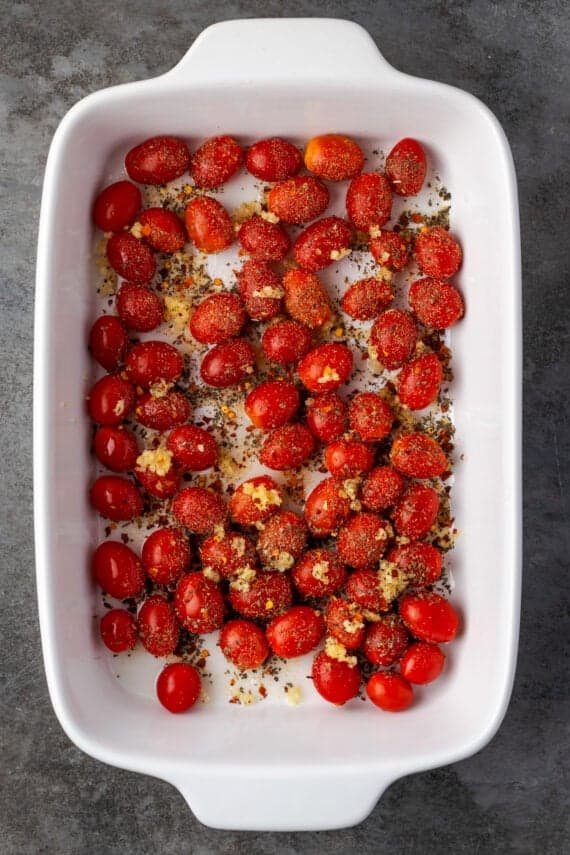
34;18;521;831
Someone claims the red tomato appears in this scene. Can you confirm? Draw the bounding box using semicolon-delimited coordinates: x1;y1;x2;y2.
369;229;410;271
138;595;180;656
244;380;300;429
228;571;293;621
156;663;201;713
219;619;269;669
366;672;414;711
237;259;284;321
291;549;347;598
387;542;443;586
346;172;392;231
135;459;180;499
100;609;137;653
304;477;352;537
325;440;375;479
89;476;144;521
259;423;316;471
191;135;244;188
190;293;247;344
92;181;141;232
385;138;427;196
199;529;257;579
341;277;394;321
345;569;388;612
246;137;302;182
363;615;409;666
93;425;139;472
139;207;186;253
261;320;313;366
304;134;364;181
400;641;446;684
325;599;366;649
282;269;332;329
306;392;348;443
393;484;439;540
415;226;462;278
267;176;329;224
293;216;353;272
361;466;405;512
142;527;191;585
298;343;353;393
408;277;464;329
125;340;183;387
88;316;129;372
266;606;325;658
92;540;145;598
116;283;163;332
200;338;256;388
228;475;283;526
348;392;394;442
256;511;308;571
134;391;190;431
398;353;443;410
391;432;448;478
125;135;191;184
238;215;290;262
370;309;417;370
337;512;391;569
166;424;218;471
312;651;361;705
172;486;227;534
399;592;460;643
174;571;225;634
106;232;156;284
184;196;233;253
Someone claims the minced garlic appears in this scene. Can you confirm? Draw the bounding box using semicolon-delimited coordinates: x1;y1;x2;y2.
164;295;191;329
329;247;351;261
317;365;341;385
202;567;221;583
377;560;409;603
285;686;302;706
130;221;144;239
242;481;282;511
135;448;173;477
260;209;280;224
311;561;330;583
342;616;365;634
325;637;357;667
230;564;257;592
271;551;294;572
252;286;285;299
149;379;173;399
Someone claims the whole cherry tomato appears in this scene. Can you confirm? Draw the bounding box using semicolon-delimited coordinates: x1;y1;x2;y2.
325;440;375;479
306;392;348;443
399;591;460;643
293;216;353;272
138;595;180;656
92;180;141;232
304;477;352;537
385;138;427;196
87;375;135;425
369;229;410;271
116;283;163;332
267;175;330;224
246;137;302;182
125;135;191;184
185;196;233;253
256;511;308;571
393;483;439;540
345;568;388;612
363;614;409;666
312;651;361;705
408;277;464;329
361;466;405;512
397;353;443;410
346;172;392;231
139;207;186;253
89;476;144;521
106;232;156;284
174;571;225;634
228;475;283;526
400;641;446;684
282;269;332;329
337;512;391;569
298;343;353;392
238;216;290;262
266;606;325;658
391;432;447;478
387;542;443;586
291;548;347;598
237;259;284;321
172;486;227;534
190;293;247;344
414;226;462;278
92;540;145;598
191;135;244;188
325;599;366;650
134;391;190;431
200;338;256;388
199;529;257;579
219;619;269;669
142;527;191;585
244;379;300;429
93;425;139;472
125;340;183;387
156;662;201;713
100;609;137;653
228;571;293;621
366;672;414;711
341;277;393;321
166;424;218;471
261;320;313;366
348;392;394;442
370;309;417;370
259;423;316;470
88;316;129;372
304;134;364;181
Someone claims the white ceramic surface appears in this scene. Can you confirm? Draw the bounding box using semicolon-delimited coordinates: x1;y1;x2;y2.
34;18;521;831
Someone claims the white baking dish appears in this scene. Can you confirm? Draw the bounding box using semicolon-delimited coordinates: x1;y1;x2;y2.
34;18;521;831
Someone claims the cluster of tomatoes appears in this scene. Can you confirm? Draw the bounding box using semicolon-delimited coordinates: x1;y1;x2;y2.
88;131;463;714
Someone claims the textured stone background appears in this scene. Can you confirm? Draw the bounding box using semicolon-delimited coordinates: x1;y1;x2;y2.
1;1;568;852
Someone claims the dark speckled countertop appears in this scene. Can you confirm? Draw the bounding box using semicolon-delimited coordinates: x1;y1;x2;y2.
1;1;568;852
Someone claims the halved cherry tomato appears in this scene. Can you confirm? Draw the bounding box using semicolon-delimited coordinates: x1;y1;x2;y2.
139;207;186;253
228;475;283;526
135;458;180;499
257;511;308;571
236;259;283;321
369;229;411;271
87;375;135;425
200;529;257;579
200;338;256;388
312;650;361;705
88;316;129;372
398;353;443;410
246;137;302;182
341;277;393;321
408;277;464;329
304;477;352;537
92;540;145;598
391;432;447;478
116;283;163;332
399;591;460;642
298;343;353;393
106;232;156;284
361;465;405;512
393;483;439;540
267;176;329;224
366;672;414;711
400;641;445;684
337;512;391;569
415;226;462;278
346;172;392;231
175;571;225;634
292;548;346;598
172;486;227;533
370;309;417;370
306;392;348;443
259;423;316;470
266;606;325;658
325;599;366;649
125;340;183;387
244;379;300;429
138;595;180;656
238;215;290;262
134;391;190;431
125;135;191;185
385;138;427;196
304;134;364;181
219;619;269;669
363;614;409;666
100;609;137;653
387;542;443;586
142;527;191;585
191;135;243;188
282;269;332;329
167;424;218;471
293;216;353;272
190;293;247;345
348;392;394;442
228;571;293;621
156;662;201;713
345;569;388;612
325;440;375;479
93;181;141;232
93;425;139;472
184;196;233;253
261;319;313;365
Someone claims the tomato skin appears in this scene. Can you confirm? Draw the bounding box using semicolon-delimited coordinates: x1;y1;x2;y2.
399;592;460;643
246;137;302;182
93;181;141;232
200;529;258;579
391;432;448;478
116;283;163;332
369;229;410;271
166;424;218;471
401;642;445;684
282;269;332;329
89;475;144;521
135;460;180;499
238;216;291;262
106;232;156;284
312;651;361;705
346;172;392;231
292;549;347;598
408;277;464;329
363;615;409;666
228;571;293;621
387;542;443;586
325;440;375;479
370;309;417;370
174;571;225;634
219;619;269;669
304;477;352;537
337;512;391;569
139;207;186;253
385;138;427;196
361;466;405;512
348;392;394;443
366;672;414;712
228;475;283;526
191;134;244;188
341;277;393;321
393;483;439;540
325;599;366;649
293;216;353;272
304;134;365;182
267;175;330;224
125;135;191;185
298;343;353;392
306;392;348;443
125;340;183;387
138;595;180;656
172;486;227;534
266;606;325;658
100;609;137;653
156;663;201;713
184;196;234;253
345;569;388;612
257;511;308;570
92;540;145;598
261;320;313;366
134;391;190;431
86;376;132;426
245;380;300;429
415;226;462;278
190;293;247;344
88;316;129;372
200;338;256;388
398;353;443;410
259;423;316;471
237;259;284;321
142;527;191;585
93;425;139;472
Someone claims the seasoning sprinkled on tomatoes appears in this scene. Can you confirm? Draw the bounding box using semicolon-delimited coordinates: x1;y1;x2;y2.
259;423;316;471
89;475;144;521
139;207;186;253
391;432;448;479
393;483;440;541
219;619;269;670
138;595;179;657
185;196;234;253
190;293;247;345
293;216;353;272
385;137;427;196
267;175;329;224
200;338;256;388
312;650;361;705
125;135;191;185
292;548;347;598
348;392;394;442
304;134;365;182
229;475;283;527
306;392;348;443
172;486;227;534
337;512;392;568
261;319;313;365
106;232;156;284
237;259;284;321
175;571;225;635
304;477;353;537
369;229;410;271
298;343;353;392
166;424;218;471
397;353;443;410
346;172;392;231
370;309;417;370
125;340;183;387
116;283;163;332
341;276;393;321
415;226;462;279
361;466;405;512
325;440;375;479
134;391;190;432
142;527;191;585
244;379;300;429
246;137;302;182
238;215;291;262
282;269;333;329
408;277;464;329
191;135;244;189
257;511;308;572
266;606;325;658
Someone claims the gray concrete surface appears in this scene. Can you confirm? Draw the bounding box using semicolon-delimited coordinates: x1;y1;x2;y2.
1;1;569;852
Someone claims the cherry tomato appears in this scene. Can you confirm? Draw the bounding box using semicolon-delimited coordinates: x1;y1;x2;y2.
88;316;129;372
415;226;462;278
366;672;414;711
397;353;443;410
363;615;409;666
306;392;348;443
92;180;141;232
391;432;448;478
282;269;332;329
237;259;284;321
400;641;445;684
238;215;290;262
156;662;201;713
172;486;227;534
385;138;427;196
191;135;244;188
166;424;218;471
244;379;300;429
369;229;410;271
175;571;225;634
139;207;186;253
185;196;233;253
267;176;329;224
200;338;256;388
325;440;375;479
341;277;393;321
142;527;191;585
219;619;269;669
116;283;163;332
190;293;247;344
361;466;405;512
135;458;180;499
293;216;353;272
256;511;308;571
387;542;443;586
408;277;464;329
325;599;366;650
138;595;180;656
346;172;392;231
345;569;388;612
228;475;283;526
292;548;347;598
93;425;139;472
312;651;361;705
125;136;191;185
92;540;145;598
89;476;144;521
304;134;364;181
106;232;156;284
266;606;325;658
125;340;183;387
304;477;352;537
393;484;439;540
370;309;417;370
134;390;190;431
100;609;137;653
337;512;391;569
399;591;460;642
246;137;302;182
298;343;353;392
259;423;316;471
228;571;293;621
200;529;257;579
348;392;394;442
261;320;313;366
